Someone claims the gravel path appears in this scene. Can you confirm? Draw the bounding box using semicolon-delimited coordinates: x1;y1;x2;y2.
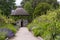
9;27;43;40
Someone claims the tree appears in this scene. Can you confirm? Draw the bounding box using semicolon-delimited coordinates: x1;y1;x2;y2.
24;1;33;21
24;1;33;14
21;0;59;9
21;0;59;19
33;3;52;18
0;0;15;16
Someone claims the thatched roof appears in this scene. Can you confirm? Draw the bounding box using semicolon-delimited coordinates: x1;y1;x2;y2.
11;8;29;16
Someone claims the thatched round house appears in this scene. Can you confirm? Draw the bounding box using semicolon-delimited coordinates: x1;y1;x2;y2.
11;7;29;16
11;7;29;27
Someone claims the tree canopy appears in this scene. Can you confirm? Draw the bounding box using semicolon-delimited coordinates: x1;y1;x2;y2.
33;3;52;18
0;0;15;16
21;0;59;9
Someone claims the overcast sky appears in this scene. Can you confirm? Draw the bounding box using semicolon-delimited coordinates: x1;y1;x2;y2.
58;0;60;1
15;0;22;6
15;0;60;6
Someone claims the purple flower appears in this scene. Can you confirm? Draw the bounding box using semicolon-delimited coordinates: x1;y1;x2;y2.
7;31;14;38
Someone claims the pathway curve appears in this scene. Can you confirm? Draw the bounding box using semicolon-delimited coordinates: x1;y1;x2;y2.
9;27;43;40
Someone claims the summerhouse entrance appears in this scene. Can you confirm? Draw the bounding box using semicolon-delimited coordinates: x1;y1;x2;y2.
21;19;23;27
16;19;28;27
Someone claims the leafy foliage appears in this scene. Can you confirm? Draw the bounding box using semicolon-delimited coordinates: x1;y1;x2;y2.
24;1;33;21
22;0;59;20
0;0;15;16
21;0;59;9
33;3;52;18
0;10;17;39
28;9;60;40
0;31;6;40
24;1;33;14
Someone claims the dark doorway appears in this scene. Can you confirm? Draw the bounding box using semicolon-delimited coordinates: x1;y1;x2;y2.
21;19;23;27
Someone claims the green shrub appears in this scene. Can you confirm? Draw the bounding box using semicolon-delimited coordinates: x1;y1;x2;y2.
27;9;60;40
0;36;5;40
55;35;60;40
2;24;17;33
0;32;6;40
0;14;17;33
0;15;16;40
0;10;16;40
